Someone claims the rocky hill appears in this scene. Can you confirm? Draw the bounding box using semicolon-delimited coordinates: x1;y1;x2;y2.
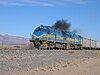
0;34;28;45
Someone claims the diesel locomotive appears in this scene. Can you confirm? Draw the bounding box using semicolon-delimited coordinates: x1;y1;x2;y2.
30;25;100;50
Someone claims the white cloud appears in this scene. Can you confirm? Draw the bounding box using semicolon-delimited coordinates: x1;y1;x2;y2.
0;0;54;7
46;0;94;5
0;0;94;7
63;0;93;4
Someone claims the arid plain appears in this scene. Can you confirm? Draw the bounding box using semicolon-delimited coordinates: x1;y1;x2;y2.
0;49;100;75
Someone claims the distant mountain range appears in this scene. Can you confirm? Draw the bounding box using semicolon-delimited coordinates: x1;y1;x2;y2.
0;34;28;45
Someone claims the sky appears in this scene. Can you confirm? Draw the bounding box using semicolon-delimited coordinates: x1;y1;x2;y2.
0;0;100;40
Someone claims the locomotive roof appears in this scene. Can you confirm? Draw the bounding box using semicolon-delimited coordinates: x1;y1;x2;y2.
33;25;82;39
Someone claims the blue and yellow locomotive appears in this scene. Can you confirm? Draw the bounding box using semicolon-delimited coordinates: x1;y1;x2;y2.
30;25;82;49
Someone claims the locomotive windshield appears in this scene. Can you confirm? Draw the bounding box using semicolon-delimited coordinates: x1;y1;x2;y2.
34;25;44;31
34;25;51;35
34;27;42;31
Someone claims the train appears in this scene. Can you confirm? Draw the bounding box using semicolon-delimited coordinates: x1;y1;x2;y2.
30;25;100;50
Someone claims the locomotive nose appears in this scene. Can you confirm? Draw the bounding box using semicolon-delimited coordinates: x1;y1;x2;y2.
33;31;43;38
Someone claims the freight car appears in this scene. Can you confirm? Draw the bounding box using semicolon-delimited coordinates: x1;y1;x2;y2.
30;25;100;50
82;37;100;50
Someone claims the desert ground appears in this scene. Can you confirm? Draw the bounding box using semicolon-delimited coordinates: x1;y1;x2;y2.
0;49;100;75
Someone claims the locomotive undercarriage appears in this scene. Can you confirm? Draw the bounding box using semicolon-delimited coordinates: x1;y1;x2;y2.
30;40;82;50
